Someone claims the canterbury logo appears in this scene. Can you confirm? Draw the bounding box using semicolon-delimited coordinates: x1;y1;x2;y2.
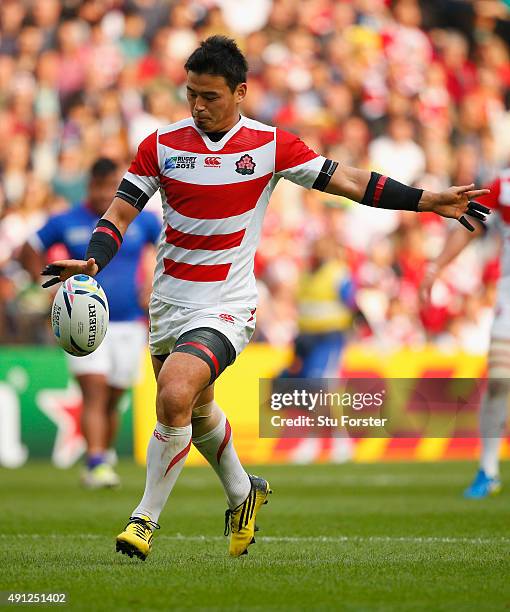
204;156;221;167
153;429;169;442
219;313;235;323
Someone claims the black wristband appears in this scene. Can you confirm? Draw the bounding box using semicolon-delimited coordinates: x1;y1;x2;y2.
85;219;123;272
361;172;423;212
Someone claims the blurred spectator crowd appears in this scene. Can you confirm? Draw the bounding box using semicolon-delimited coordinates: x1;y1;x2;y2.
0;0;510;353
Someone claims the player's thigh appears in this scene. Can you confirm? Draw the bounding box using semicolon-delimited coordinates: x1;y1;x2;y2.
149;302;242;383
152;355;164;380
75;373;109;406
108;321;148;389
160;326;235;420
106;386;126;412
156;351;211;418
151;356;213;406
149;300;254;412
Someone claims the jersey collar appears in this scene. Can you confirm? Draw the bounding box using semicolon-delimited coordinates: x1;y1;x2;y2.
193;115;245;152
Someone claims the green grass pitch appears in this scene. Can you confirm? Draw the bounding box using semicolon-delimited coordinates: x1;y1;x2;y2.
0;461;509;611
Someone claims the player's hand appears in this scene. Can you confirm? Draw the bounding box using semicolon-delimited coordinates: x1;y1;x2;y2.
41;258;99;288
421;185;491;231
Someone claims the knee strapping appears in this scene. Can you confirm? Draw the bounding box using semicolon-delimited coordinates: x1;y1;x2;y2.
192;400;215;420
191;401;223;439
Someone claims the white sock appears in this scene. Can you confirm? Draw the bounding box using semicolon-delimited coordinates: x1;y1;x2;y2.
192;406;250;509
132;422;192;523
480;392;507;478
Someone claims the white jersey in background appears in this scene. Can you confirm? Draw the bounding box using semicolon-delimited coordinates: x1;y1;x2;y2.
478;168;510;341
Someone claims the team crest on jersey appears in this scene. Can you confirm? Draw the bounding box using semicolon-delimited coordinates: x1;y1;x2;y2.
164;156;197;170
235;154;256;175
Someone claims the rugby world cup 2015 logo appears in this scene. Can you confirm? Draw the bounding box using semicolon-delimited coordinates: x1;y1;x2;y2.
235;154;256;175
164;156;197;170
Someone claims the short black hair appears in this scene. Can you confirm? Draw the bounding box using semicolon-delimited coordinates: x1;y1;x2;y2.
90;158;118;179
184;36;248;92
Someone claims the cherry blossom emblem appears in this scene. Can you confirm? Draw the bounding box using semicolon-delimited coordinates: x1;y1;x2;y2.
235;154;256;175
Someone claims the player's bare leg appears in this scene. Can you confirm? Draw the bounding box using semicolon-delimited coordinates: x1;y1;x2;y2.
79;374;109;454
152;347;271;557
117;347;270;559
116;352;209;559
78;375;120;488
480;380;508;474
105;386;124;466
136;352;209;509
465;341;509;498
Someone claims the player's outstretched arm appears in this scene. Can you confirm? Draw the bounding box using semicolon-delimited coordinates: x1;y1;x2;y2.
41;197;139;287
324;165;491;231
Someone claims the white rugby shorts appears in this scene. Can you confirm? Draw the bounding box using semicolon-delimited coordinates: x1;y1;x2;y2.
148;295;256;358
66;320;147;389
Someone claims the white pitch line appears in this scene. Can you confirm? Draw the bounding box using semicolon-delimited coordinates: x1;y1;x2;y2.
0;534;508;545
163;475;474;488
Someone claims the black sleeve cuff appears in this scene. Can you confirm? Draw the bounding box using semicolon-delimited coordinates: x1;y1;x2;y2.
312;159;339;191
116;178;150;211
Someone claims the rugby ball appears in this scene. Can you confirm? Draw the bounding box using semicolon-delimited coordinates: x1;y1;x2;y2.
51;275;109;356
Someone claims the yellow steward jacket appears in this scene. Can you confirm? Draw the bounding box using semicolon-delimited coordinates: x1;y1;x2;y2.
297;261;354;334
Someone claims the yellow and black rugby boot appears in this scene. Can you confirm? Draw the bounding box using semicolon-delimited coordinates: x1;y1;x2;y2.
116;515;159;561
224;474;272;557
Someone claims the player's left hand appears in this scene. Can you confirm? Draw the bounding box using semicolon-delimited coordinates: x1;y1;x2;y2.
424;184;491;231
41;258;99;288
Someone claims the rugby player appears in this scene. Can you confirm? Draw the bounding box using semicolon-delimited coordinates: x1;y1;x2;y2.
422;169;509;498
41;37;490;558
22;158;160;488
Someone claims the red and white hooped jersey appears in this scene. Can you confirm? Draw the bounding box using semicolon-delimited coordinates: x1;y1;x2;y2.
478;168;510;280
122;115;327;307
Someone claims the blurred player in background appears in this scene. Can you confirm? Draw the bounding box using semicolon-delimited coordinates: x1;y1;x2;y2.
281;237;356;379
279;236;357;462
20;158;161;488
40;37;489;560
422;168;509;499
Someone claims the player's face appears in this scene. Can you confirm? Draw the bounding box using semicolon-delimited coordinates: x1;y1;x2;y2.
88;171;120;216
186;71;246;133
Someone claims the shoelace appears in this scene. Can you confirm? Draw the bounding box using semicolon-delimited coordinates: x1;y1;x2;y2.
224;509;233;536
127;516;160;539
224;477;259;536
224;492;252;536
